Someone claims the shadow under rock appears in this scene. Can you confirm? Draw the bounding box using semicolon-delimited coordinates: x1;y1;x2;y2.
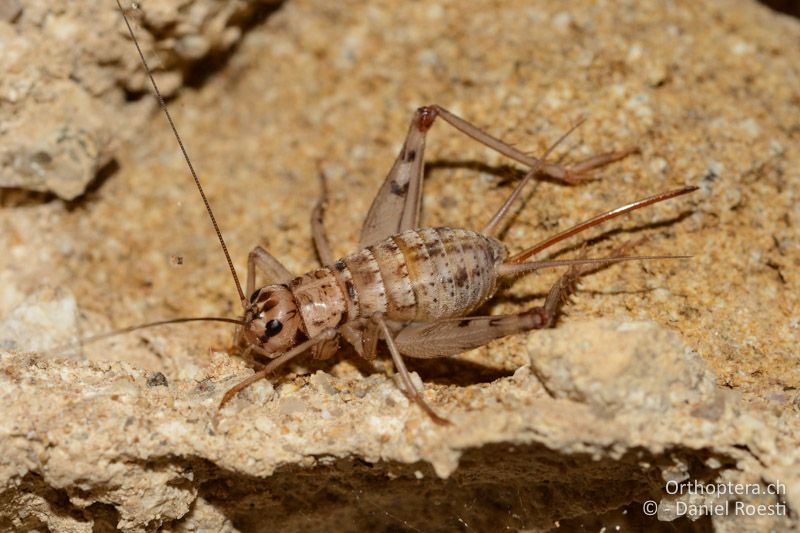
190;443;723;532
758;0;800;18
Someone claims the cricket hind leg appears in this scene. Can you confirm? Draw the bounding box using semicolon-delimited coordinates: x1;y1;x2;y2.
359;108;431;247
479;116;641;237
432;105;638;185
394;310;548;359
398;234;648;359
394;239;647;359
359;105;636;248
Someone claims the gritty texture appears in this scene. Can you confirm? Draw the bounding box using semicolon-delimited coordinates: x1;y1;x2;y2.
1;321;796;531
0;0;798;530
0;0;282;200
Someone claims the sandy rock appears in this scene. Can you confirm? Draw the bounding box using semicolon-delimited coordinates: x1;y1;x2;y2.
526;320;717;413
0;0;281;199
0;286;79;356
1;320;797;531
1;0;799;530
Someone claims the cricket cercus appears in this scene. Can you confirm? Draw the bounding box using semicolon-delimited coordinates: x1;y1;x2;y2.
113;2;696;424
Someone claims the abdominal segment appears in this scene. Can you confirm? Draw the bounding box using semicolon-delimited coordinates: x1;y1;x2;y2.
290;228;506;336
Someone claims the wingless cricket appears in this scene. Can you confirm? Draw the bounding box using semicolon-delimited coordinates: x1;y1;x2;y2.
112;2;696;424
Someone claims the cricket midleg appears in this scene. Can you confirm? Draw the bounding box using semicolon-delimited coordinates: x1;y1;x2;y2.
374;255;590;424
286;227;509;342
374;314;451;425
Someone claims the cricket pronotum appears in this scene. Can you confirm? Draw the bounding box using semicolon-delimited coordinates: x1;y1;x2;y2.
95;2;697;424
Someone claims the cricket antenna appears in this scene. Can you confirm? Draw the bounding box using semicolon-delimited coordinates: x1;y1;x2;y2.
115;0;246;305
45;316;246;356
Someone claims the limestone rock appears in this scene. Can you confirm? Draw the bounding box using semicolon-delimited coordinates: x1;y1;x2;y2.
0;0;281;199
0;320;795;531
0;286;79;356
0;0;798;530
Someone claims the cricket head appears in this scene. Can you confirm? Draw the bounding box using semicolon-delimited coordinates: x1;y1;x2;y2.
243;285;303;356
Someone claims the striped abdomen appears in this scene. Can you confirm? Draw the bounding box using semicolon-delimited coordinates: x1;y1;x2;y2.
289;228;507;337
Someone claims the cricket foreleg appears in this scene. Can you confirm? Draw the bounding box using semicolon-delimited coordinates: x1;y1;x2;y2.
394;248;620;358
220;328;337;408
311;335;340;360
373;314;451;425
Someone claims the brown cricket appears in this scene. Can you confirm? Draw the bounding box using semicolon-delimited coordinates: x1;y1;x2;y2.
113;2;696;424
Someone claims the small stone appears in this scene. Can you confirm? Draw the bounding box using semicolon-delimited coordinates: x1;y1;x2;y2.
146;372;168;387
0;287;79;357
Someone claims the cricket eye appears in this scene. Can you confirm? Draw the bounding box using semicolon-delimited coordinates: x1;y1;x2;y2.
265;319;283;336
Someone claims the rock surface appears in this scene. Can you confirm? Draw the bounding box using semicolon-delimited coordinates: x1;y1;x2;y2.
1;320;796;531
1;0;799;530
0;0;281;200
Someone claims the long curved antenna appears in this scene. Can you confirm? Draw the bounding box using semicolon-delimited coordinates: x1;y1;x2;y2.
46;316;245;355
116;1;246;305
508;186;698;263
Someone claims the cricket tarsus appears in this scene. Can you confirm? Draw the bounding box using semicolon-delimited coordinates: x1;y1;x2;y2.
116;1;696;424
115;0;245;304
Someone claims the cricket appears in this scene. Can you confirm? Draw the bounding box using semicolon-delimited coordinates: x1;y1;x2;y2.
111;1;696;424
